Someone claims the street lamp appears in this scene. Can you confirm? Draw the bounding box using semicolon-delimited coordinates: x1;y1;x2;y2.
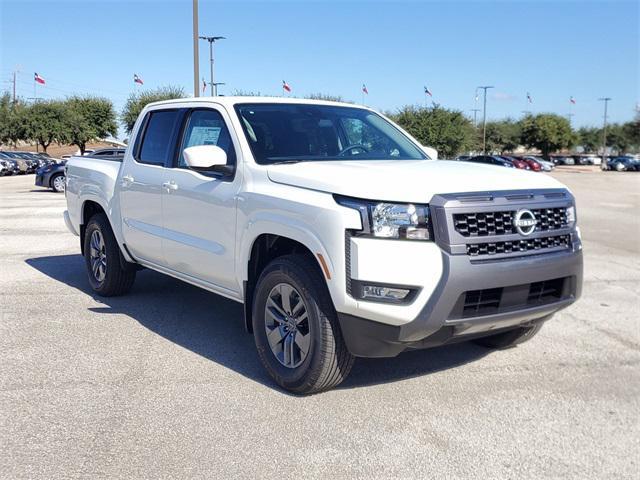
477;86;494;154
199;35;226;96
598;97;611;170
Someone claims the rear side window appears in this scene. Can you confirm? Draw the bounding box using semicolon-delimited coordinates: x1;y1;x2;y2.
137;110;180;166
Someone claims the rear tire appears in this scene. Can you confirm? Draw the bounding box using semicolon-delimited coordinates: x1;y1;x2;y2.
51;173;65;192
83;213;136;297
473;322;544;349
252;254;354;394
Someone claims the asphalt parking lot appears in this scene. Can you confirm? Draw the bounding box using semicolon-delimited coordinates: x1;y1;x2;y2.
1;169;638;479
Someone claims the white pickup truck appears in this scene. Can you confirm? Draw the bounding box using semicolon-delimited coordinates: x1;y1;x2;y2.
64;97;583;394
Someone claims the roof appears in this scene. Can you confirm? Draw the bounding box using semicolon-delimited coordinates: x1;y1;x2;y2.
146;96;365;110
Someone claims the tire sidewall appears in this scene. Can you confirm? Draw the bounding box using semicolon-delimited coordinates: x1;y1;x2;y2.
51;174;65;192
252;261;327;391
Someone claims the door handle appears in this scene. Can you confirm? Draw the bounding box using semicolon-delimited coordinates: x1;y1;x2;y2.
162;181;179;192
121;174;134;187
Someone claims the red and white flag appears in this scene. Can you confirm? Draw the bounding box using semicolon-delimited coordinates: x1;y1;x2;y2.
424;86;432;97
202;78;207;94
362;84;368;95
34;73;45;85
527;92;533;103
282;80;291;93
570;96;576;104
134;74;144;85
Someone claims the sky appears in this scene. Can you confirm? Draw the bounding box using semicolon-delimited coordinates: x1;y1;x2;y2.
1;0;638;139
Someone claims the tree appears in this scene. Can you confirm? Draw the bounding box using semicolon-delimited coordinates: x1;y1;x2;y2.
390;105;476;158
121;86;184;134
484;119;521;153
576;127;600;153
24;100;67;152
622;117;640;152
63;96;117;155
520;114;575;159
0;95;28;147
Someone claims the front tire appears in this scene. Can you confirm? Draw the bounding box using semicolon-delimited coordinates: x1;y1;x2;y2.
83;213;136;297
252;254;354;394
473;322;544;349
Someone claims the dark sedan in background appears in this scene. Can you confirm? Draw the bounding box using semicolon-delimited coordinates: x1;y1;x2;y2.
35;161;67;192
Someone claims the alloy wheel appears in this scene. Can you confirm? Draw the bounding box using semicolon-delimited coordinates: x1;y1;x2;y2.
89;230;107;283
264;283;311;368
53;175;65;192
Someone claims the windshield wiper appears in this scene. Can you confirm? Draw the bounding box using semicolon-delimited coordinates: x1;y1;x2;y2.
267;159;302;165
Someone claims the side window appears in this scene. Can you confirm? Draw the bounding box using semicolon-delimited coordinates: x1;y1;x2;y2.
177;109;236;168
138;110;180;166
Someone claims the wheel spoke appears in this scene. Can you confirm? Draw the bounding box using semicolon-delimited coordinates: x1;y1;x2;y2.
291;295;304;316
279;284;293;314
267;297;287;321
295;311;308;325
294;332;311;356
266;325;284;349
283;333;295;367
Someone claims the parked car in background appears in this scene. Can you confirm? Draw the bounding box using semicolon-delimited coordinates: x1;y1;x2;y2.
515;156;542;172
0;152;30;174
456;155;471;162
463;155;516;168
550;155;575;166
606;156;640;172
526;156;554;171
0;153;20;175
499;156;529;170
0;159;9;176
35;161;67;192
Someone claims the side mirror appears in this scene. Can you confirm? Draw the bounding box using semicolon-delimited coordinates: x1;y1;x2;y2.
183;145;233;176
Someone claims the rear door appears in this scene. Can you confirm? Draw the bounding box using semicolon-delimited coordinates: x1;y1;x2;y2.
161;106;242;293
119;108;183;266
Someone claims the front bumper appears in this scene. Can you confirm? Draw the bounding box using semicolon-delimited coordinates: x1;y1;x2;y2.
338;248;582;357
34;174;45;186
335;188;583;357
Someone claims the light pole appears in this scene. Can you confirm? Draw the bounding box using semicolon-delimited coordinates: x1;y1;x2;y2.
199;35;225;96
193;0;199;97
212;82;225;95
477;86;494;153
598;98;611;170
470;108;480;127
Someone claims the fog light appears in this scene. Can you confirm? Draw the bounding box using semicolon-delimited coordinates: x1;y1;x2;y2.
362;285;410;301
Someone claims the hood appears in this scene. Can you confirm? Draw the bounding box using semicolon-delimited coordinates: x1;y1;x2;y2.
267;160;566;203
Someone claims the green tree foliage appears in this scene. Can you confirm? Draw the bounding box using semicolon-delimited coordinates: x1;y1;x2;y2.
121;86;185;134
576;127;601;153
63;96;118;155
520;114;576;158
390;106;476;158
24;100;67;152
622;116;640;152
0;94;28;147
483;119;522;153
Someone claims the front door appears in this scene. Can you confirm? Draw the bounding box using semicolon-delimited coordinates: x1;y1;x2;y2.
119;109;182;266
161;107;241;293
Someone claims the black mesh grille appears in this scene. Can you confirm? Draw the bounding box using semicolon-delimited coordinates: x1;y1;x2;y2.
467;234;571;257
454;207;568;237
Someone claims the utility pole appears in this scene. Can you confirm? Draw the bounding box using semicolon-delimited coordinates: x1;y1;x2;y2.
477;86;494;154
193;0;200;97
199;35;226;96
12;71;16;103
470;108;480;127
598;97;611;170
566;113;575;125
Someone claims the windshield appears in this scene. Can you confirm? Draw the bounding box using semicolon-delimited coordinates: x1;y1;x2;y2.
234;103;427;165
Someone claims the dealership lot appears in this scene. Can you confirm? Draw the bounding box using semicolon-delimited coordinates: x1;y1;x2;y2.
1;170;638;478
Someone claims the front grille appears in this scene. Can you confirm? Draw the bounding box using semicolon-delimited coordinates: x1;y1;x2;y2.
466;234;571;257
451;277;569;319
454;207;568;237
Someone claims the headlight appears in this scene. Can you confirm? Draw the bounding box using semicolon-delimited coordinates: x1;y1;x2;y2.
336;196;432;241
